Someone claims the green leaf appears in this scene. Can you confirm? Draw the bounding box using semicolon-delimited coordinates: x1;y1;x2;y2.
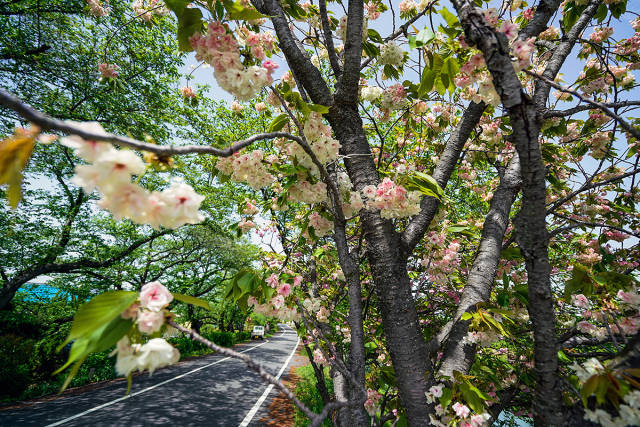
263;285;276;302
418;68;435;97
593;271;637;288
444;57;460;79
440;7;459;27
173;293;213;311
439;387;452;408
564;264;594;300
434;74;447;95
61;291;138;348
609;1;626;19
237;271;255;293
406;171;445;200
447;225;469;233
409;28;435;49
595;3;607;22
514;283;529;306
367;29;383;43
164;0;190;14
307;103;330;114
176;8;203;52
459;382;485;413
461;312;473;320
268;114;290;132
57;316;133;390
223;0;267;20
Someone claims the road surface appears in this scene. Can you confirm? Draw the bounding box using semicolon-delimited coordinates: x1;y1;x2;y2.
1;325;300;426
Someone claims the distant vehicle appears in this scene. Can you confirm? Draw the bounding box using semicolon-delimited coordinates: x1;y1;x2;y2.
251;325;265;340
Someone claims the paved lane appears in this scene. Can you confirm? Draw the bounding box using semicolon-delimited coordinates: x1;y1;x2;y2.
1;325;299;426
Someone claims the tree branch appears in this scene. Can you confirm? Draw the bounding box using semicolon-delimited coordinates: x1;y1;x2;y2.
526;70;640;140
0;88;304;157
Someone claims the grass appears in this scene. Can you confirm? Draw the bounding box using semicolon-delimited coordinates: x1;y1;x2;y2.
292;364;334;427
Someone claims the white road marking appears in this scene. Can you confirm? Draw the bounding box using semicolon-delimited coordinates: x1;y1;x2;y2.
238;334;300;427
46;339;270;427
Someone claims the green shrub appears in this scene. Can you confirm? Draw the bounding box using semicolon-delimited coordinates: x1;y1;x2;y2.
293;365;333;427
234;331;251;342
0;334;34;399
203;331;235;347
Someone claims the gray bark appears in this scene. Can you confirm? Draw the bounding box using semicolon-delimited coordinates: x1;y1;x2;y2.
451;1;602;424
328;105;431;426
437;155;521;378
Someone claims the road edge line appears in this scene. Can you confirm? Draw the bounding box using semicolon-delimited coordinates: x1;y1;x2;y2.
237;334;300;427
45;339;269;427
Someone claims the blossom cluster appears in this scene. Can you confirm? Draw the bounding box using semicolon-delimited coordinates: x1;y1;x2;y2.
398;0;417;14
308;211;333;237
132;0;169;22
113;281;179;377
236;26;276;61
286;112;341;174
215;149;275;189
98;63;119;79
364;389;382;416
379;84;407;111
361;85;383;102
362;178;421;219
87;0;108;16
378;42;405;67
62;122;205;229
190;22;278;101
288;180;328;204
181;86;196;99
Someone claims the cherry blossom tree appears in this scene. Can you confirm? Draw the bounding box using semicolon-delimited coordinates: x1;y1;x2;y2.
1;0;640;425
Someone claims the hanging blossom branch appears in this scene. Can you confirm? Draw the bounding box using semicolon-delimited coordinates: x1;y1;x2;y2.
0;88;303;157
524;70;640;140
168;321;334;426
269;87;346;223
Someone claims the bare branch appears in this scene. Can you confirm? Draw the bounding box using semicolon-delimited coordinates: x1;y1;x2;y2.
525;70;640;140
0;88;303;157
168;321;334;426
543;100;640;118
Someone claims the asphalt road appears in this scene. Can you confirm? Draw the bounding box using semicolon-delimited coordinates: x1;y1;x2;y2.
1;325;300;427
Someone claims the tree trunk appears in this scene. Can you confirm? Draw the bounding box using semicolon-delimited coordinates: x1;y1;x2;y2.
328;106;431;425
437;155;521;377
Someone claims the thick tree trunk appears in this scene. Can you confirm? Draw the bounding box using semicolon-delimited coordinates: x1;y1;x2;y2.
450;1;606;423
328;106;431;426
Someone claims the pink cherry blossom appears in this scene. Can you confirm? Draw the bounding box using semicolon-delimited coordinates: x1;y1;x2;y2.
139;281;173;311
137;310;165;334
452;402;471;418
277;283;292;297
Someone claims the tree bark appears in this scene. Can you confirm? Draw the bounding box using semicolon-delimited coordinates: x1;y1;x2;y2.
437;155;521;377
328;106;431;426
